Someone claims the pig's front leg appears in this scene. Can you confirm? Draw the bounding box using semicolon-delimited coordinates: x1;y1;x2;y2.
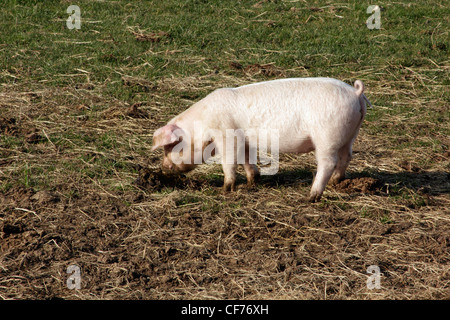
220;142;259;191
243;163;260;188
243;144;260;188
222;162;237;192
216;136;237;192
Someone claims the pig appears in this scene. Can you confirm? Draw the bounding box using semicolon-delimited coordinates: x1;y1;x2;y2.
151;77;371;202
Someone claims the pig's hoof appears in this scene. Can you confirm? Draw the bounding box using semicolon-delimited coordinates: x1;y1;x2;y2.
330;174;345;186
223;182;236;193
246;176;259;189
246;181;258;190
308;192;322;203
245;171;260;190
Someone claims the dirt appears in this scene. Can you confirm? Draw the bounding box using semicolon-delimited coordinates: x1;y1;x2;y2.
0;116;19;136
132;30;170;43
0;87;448;300
0;115;42;143
101;103;150;120
230;62;286;77
134;166;193;191
1;169;449;299
334;177;382;194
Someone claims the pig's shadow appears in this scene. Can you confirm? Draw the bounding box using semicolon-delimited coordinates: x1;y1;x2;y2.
208;168;449;196
357;169;449;196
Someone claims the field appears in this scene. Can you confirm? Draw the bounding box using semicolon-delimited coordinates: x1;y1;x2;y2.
0;0;449;300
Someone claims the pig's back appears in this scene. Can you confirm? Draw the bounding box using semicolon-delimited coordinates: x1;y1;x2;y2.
229;78;360;132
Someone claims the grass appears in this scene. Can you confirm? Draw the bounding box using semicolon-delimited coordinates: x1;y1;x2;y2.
0;0;449;300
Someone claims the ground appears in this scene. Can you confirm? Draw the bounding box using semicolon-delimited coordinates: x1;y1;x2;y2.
0;0;449;299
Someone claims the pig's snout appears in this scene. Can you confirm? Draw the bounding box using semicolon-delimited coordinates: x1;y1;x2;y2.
161;156;196;173
162;157;173;170
163;163;173;170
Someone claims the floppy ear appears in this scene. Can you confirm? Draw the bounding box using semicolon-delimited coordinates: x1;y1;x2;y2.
151;124;183;151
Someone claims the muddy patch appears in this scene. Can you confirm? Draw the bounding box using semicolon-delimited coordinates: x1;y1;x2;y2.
0;116;19;136
229;62;285;77
0;115;43;143
134;166;200;191
334;177;382;194
132;30;170;43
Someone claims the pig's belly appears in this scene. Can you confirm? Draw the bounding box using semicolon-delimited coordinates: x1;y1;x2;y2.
246;131;314;154
278;137;315;154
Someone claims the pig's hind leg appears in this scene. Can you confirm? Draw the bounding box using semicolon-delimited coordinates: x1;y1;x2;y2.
309;148;339;202
329;111;363;185
330;142;352;185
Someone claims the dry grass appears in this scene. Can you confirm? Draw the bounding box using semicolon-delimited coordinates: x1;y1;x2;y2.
0;0;449;300
1;68;449;299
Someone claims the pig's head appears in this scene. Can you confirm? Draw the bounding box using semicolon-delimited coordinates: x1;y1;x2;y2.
151;124;197;173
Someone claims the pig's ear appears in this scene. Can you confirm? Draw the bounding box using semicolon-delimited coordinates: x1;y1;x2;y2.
151;124;183;151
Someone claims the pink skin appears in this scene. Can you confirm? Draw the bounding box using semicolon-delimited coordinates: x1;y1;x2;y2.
151;78;370;202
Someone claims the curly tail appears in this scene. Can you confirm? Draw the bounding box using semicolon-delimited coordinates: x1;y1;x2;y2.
354;80;364;96
354;80;373;109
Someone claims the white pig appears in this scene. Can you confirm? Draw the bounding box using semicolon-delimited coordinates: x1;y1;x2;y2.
151;77;371;202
